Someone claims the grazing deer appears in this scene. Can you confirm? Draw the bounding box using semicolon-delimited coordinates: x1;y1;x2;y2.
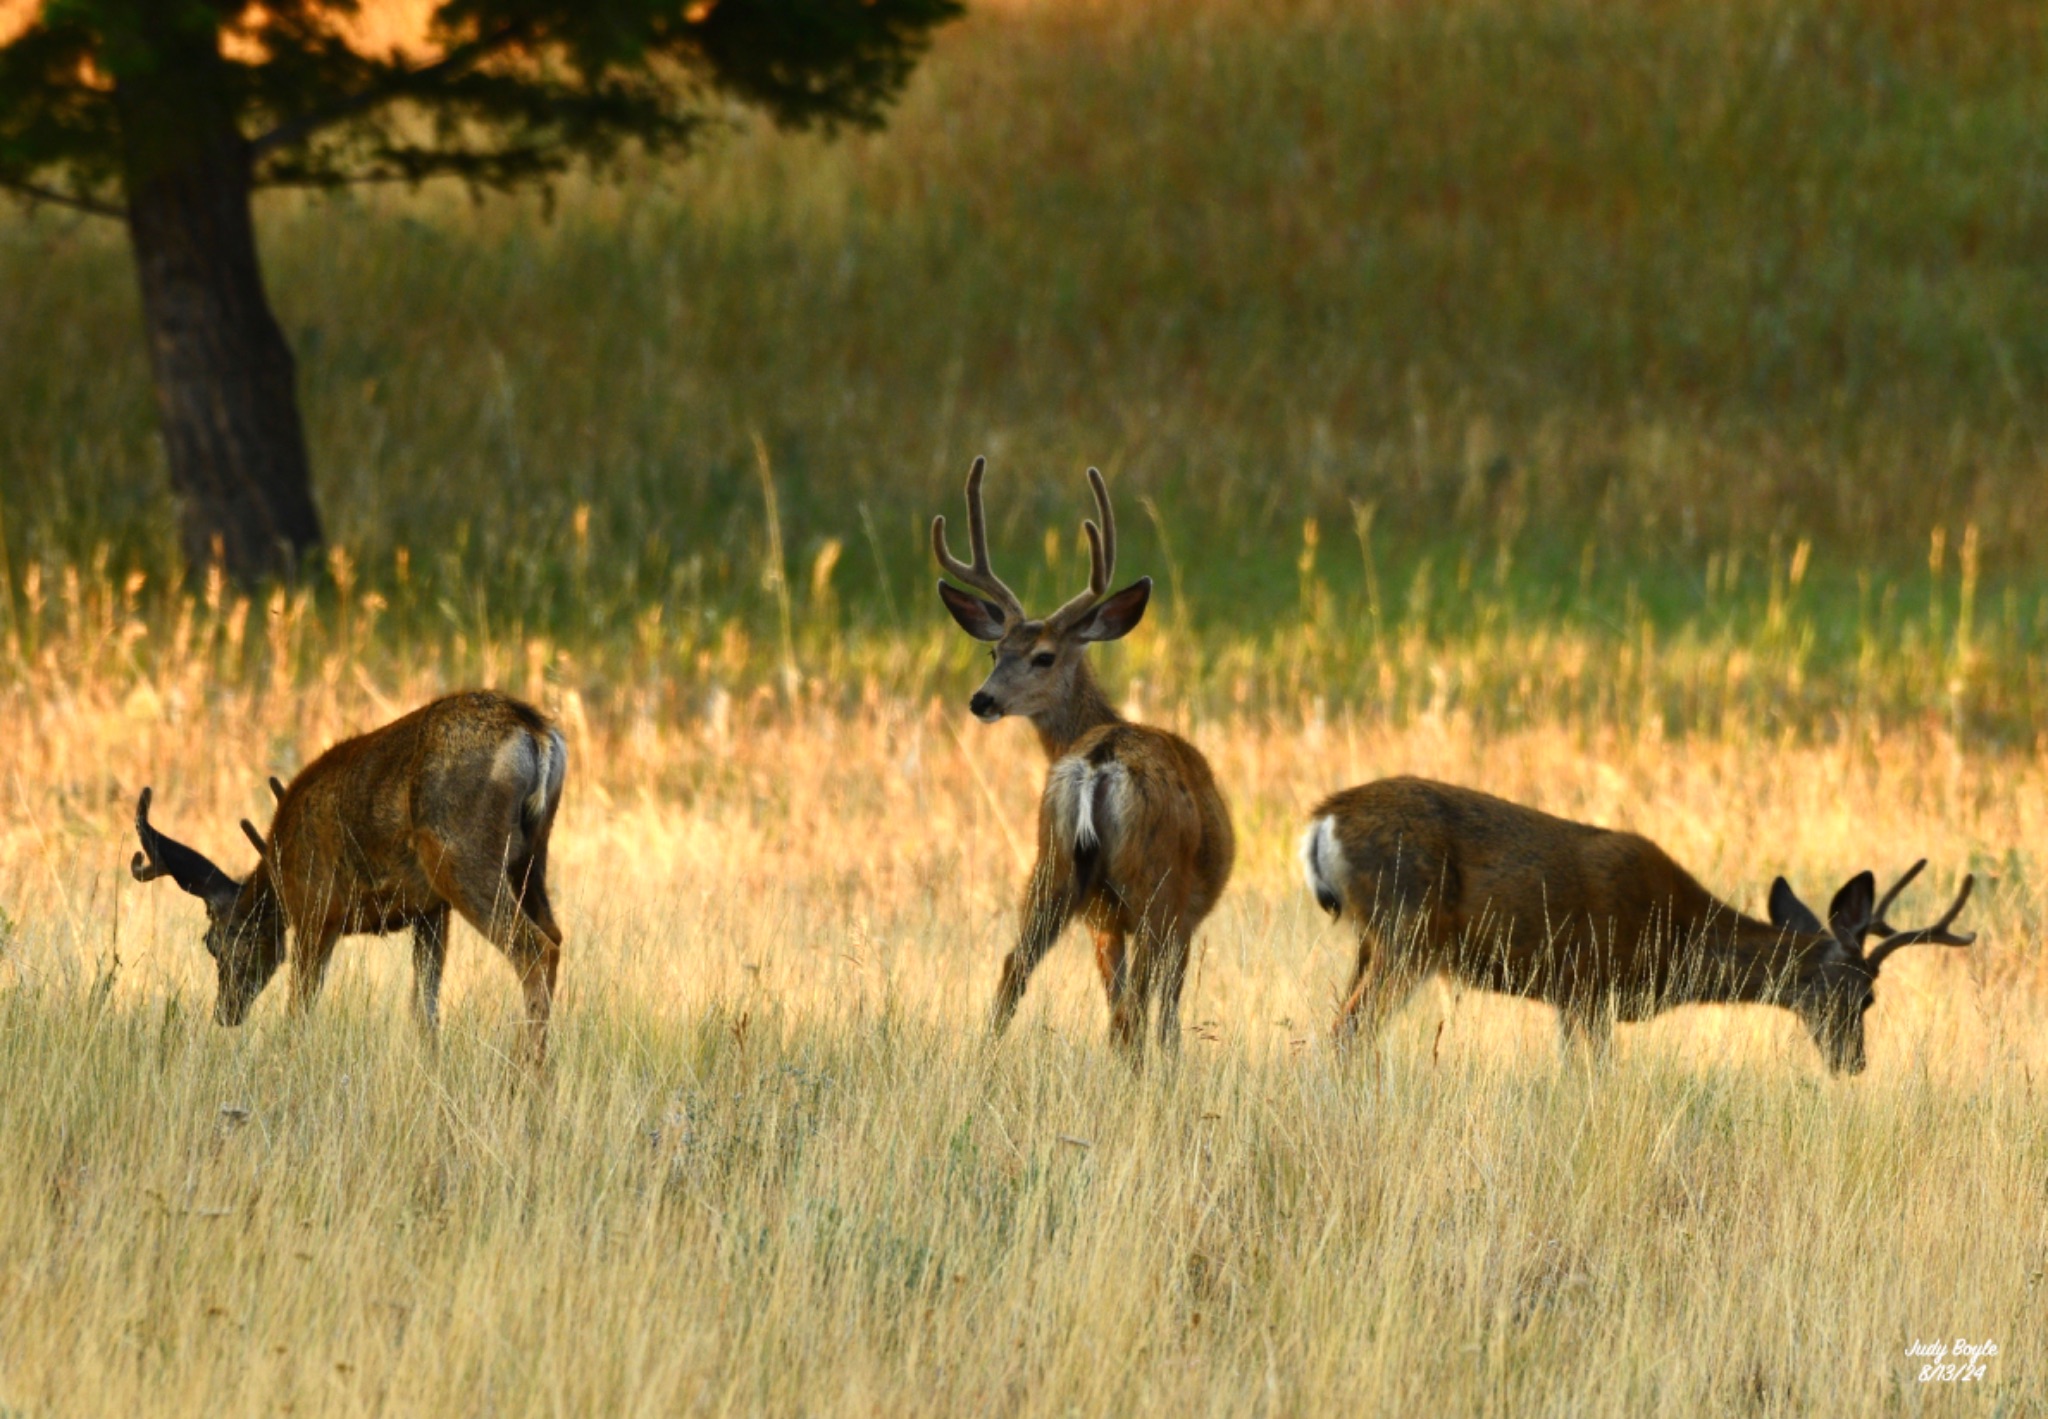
131;690;568;1061
1301;777;1973;1074
934;457;1234;1059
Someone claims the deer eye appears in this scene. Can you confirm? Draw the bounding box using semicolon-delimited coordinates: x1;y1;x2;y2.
1032;650;1056;668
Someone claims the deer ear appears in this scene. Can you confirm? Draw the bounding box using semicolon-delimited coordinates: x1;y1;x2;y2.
1073;578;1151;642
937;581;1007;641
1768;877;1823;933
1825;871;1876;950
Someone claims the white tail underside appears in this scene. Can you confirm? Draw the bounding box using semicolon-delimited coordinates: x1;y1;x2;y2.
1301;814;1345;915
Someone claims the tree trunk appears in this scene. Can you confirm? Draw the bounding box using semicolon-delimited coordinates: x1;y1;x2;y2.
115;30;322;587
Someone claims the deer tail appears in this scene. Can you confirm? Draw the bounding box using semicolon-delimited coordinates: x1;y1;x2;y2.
1301;814;1345;919
524;727;568;831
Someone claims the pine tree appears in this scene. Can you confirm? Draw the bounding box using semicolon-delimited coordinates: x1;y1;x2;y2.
0;0;960;582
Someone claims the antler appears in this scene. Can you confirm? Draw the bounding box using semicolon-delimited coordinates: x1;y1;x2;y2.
931;456;1025;623
1864;866;1976;969
1044;466;1118;632
1860;859;1925;941
131;788;240;902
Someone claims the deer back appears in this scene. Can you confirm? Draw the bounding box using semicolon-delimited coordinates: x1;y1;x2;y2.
1305;777;1741;998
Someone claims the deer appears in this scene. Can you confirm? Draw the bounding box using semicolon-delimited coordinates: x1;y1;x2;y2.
130;690;568;1062
1300;777;1974;1074
934;456;1234;1061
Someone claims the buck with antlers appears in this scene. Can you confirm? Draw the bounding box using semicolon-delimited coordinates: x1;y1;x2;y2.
934;457;1233;1059
1301;777;1974;1073
131;690;568;1062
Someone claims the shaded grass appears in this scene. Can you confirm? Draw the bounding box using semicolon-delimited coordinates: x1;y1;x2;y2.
2;0;2046;640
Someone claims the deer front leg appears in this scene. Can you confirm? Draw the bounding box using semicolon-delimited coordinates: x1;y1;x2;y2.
412;905;450;1035
287;924;344;1016
990;857;1075;1037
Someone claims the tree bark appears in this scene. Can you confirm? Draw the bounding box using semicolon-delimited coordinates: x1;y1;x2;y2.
115;26;322;586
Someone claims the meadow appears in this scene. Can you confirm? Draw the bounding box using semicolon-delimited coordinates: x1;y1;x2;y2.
3;0;2048;1412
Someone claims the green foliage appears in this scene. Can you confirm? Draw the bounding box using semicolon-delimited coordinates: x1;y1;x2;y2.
0;0;962;206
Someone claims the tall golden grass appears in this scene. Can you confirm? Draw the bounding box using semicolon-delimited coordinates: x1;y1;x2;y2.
0;565;2042;1414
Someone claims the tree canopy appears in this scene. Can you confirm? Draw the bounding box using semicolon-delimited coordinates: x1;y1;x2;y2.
2;0;963;213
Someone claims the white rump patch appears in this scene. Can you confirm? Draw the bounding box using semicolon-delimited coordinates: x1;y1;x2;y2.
1046;758;1130;858
1301;814;1346;917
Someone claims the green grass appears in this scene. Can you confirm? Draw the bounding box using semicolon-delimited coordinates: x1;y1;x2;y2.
2;0;2046;740
3;0;2046;628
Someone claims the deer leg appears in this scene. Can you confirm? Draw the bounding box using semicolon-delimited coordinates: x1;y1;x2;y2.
1106;940;1148;1059
411;905;450;1035
423;839;559;1066
1109;897;1184;1065
1333;921;1381;1041
1092;924;1128;1012
990;858;1074;1038
1152;923;1195;1055
1333;918;1425;1051
287;924;344;1016
507;844;563;946
1333;959;1425;1053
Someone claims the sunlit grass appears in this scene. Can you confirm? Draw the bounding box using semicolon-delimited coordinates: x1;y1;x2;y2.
0;577;2044;1412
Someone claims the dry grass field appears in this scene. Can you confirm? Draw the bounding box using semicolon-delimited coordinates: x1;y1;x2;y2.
0;586;2043;1416
4;0;2048;1411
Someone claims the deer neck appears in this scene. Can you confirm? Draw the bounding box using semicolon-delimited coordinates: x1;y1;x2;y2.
233;864;287;946
1030;658;1122;760
1676;914;1828;1006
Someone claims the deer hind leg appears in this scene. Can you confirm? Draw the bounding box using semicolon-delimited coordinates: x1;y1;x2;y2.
1092;924;1128;1013
1106;930;1148;1059
990;856;1076;1038
1106;888;1193;1065
422;835;559;1066
1334;950;1425;1054
506;838;563;946
411;905;450;1035
1150;921;1196;1056
1333;908;1429;1052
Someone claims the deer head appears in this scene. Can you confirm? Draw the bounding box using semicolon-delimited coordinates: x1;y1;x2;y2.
1768;860;1974;1074
933;457;1151;734
131;787;286;1025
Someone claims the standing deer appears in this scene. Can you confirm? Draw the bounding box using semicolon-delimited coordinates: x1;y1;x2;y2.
131;690;568;1061
1301;777;1974;1074
934;457;1234;1059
